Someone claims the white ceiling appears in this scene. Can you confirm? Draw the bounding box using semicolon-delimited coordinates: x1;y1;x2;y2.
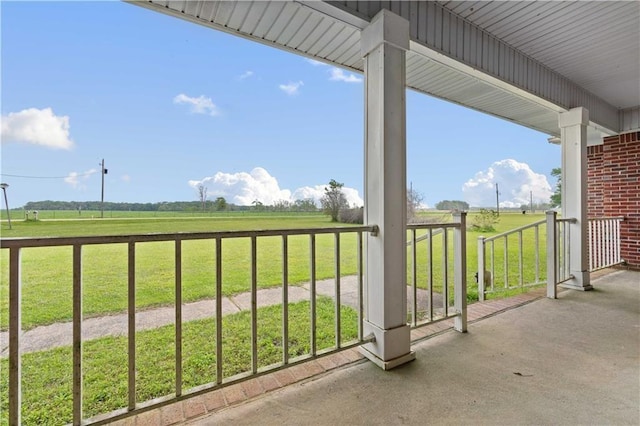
437;1;639;110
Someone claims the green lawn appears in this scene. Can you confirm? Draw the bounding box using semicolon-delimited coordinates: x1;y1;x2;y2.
1;211;548;330
0;210;549;425
0;297;358;426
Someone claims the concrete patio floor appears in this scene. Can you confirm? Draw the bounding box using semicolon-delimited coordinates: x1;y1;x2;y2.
185;269;639;425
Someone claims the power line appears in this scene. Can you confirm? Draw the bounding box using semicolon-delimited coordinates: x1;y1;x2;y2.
0;171;97;179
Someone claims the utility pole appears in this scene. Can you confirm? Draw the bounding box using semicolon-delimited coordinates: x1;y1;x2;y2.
530;190;534;213
495;183;500;217
100;159;108;218
1;183;11;230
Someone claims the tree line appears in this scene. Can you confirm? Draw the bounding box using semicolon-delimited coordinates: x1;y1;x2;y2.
22;198;319;213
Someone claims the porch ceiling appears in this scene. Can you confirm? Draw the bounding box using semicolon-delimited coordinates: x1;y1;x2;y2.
130;1;640;137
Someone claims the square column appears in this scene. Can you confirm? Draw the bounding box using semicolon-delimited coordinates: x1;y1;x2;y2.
559;107;592;290
360;9;415;370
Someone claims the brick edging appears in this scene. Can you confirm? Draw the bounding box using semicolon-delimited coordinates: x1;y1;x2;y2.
117;290;544;426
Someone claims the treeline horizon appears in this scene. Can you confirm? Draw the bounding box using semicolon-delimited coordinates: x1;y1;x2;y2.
17;199;553;213
20;199;320;213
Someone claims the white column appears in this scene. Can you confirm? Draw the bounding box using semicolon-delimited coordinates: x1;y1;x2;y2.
360;9;414;370
559;107;592;290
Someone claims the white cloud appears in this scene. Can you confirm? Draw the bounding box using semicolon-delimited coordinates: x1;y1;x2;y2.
65;168;98;189
305;58;326;66
121;174;131;183
189;167;363;207
1;107;74;150
329;68;363;83
278;81;303;96
462;159;553;208
305;58;362;83
237;70;254;80
189;167;291;206
173;93;219;116
292;185;363;208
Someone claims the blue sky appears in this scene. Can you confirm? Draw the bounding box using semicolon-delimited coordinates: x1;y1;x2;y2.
1;1;561;209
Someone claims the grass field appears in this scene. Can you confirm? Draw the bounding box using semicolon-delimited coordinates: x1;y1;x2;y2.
0;211;548;330
0;297;358;425
0;210;548;425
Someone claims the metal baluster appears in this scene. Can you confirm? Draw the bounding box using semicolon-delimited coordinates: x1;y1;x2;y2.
309;234;317;356
411;229;417;326
251;236;258;374
282;235;289;365
73;244;83;425
334;233;341;348
215;237;223;384
128;242;136;411
8;247;21;425
174;239;182;397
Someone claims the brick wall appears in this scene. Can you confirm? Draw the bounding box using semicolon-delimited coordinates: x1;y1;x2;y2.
587;131;640;268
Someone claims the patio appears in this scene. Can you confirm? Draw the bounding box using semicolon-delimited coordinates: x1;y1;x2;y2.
107;268;640;425
184;268;639;425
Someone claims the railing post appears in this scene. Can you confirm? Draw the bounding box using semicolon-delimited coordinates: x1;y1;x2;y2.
453;212;467;332
477;236;486;302
546;211;558;299
9;247;22;426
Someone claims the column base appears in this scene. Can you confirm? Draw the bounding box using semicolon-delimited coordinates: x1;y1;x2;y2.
560;270;592;291
360;346;415;370
560;282;594;291
360;321;414;370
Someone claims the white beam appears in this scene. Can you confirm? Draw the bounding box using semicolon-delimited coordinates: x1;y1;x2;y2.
559;107;592;291
359;9;414;370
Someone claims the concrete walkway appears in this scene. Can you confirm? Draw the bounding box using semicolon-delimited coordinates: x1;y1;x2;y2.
1;276;442;356
185;269;639;426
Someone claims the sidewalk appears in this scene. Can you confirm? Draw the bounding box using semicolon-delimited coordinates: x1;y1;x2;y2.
1;276;443;356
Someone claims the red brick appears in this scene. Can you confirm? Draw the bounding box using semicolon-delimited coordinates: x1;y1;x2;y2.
272;369;296;387
241;378;264;399
316;353;344;371
108;417;136;426
160;403;184;426
134;409;161;426
289;361;325;381
588;131;640;267
182;397;206;419
223;383;246;405
342;348;365;362
202;390;226;412
258;374;281;392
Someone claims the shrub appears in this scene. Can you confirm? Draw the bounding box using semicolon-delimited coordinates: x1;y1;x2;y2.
471;208;499;232
338;207;363;224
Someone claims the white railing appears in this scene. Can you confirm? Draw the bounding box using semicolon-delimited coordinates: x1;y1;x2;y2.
547;213;624;297
546;212;576;297
406;212;467;332
479;212;624;300
476;219;545;301
1;226;376;425
589;217;624;271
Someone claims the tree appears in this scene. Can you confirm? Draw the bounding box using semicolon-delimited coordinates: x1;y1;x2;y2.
321;179;348;222
251;199;264;211
273;200;292;211
550;167;561;208
407;187;424;224
294;198;317;212
213;197;227;211
197;185;207;211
